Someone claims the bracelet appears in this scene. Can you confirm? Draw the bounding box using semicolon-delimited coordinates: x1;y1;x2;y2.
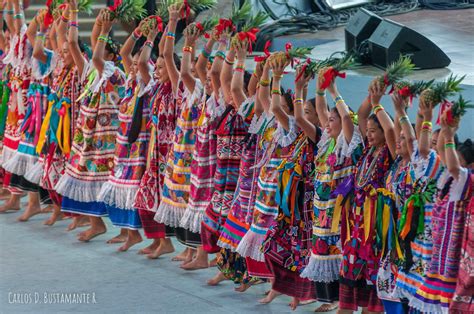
252;72;258;78
259;79;270;87
215;51;226;60
444;142;456;149
335;99;345;107
70;9;79;13
334;95;343;103
144;40;153;48
234;68;244;73
224;56;234;65
316;90;325;97
167;32;175;38
69;21;79;28
271;89;281;95
399;115;410;125
5;10;14;15
132;31;141;41
422;121;432;128
14;13;23;19
166;35;175;40
201;49;210;59
182;46;193;53
61;15;69;22
98;35;108;43
235;64;245;71
273;74;283;80
294;97;304;105
373;104;384;115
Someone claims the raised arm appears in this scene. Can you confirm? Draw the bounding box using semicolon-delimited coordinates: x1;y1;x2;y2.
138;25;159;86
258;61;271;113
417;97;434;158
67;0;86;77
121;22;143;75
231;40;248;108
163;4;181;93
329;80;354;144
315;69;330;127
220;40;234;105
253;62;264;115
440;115;461;179
181;24;199;93
4;1;14;37
209;30;228;96
0;3;6;52
32;14;48;63
90;8;105;50
371;81;397;159
196;34;216;87
269;57;290;130
25;11;38;46
392;92;416;157
57;5;69;51
294;66;317;141
92;10;113;76
12;0;24;35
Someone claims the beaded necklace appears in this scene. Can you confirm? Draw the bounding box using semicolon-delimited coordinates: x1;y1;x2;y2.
356;146;383;188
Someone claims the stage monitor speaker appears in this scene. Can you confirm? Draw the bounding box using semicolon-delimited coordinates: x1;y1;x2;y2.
345;8;382;53
368;19;451;69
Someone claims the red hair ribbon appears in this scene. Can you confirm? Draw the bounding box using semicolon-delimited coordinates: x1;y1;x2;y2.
237;28;259;53
321;67;346;90
108;0;122;12
436;100;453;125
215;19;234;36
254;40;271;62
195;22;210;39
295;58;311;82
398;86;414;105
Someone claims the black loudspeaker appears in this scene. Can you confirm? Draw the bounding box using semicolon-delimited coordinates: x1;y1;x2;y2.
368;19;451;69
345;8;382;53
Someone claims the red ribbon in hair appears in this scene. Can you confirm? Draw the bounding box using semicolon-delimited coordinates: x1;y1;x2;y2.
215;19;235;36
254;40;271;62
321;67;346;90
237;28;259;53
295;58;311;82
436;100;453;125
108;0;122;12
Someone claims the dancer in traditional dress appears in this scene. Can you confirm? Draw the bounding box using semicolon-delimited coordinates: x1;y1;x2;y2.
56;10;126;242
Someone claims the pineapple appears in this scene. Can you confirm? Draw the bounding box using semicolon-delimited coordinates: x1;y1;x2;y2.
420;75;465;108
375;55;415;90
267;47;313;66
318;53;356;89
108;0;146;23
156;0;217;23
230;11;268;49
447;95;473;126
395;79;434;97
140;16;162;37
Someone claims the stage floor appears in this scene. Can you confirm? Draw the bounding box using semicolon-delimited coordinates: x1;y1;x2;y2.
292;8;474;85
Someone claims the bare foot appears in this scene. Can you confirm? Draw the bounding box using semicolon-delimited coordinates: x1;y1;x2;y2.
171;247;190;262
259;289;281;304
138;239;160;255
300;299;317;306
17;206;42;222
77;226;107;242
43;212;65;226
209;257;218;267
67;216;90;231
40;205;54;213
314;302;338;312
0;189;11;200
118;231;143;252
147;239;175;259
207;272;226;286
289;297;300;310
181;257;208;270
0;195;21;213
106;229;128;244
234;279;265;293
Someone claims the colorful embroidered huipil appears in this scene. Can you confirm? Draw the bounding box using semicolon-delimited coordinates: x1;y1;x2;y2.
98;74;153;229
263;133;318;300
409;168;472;314
180;91;225;233
56;61;126;216
201;99;253;253
134;80;176;238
